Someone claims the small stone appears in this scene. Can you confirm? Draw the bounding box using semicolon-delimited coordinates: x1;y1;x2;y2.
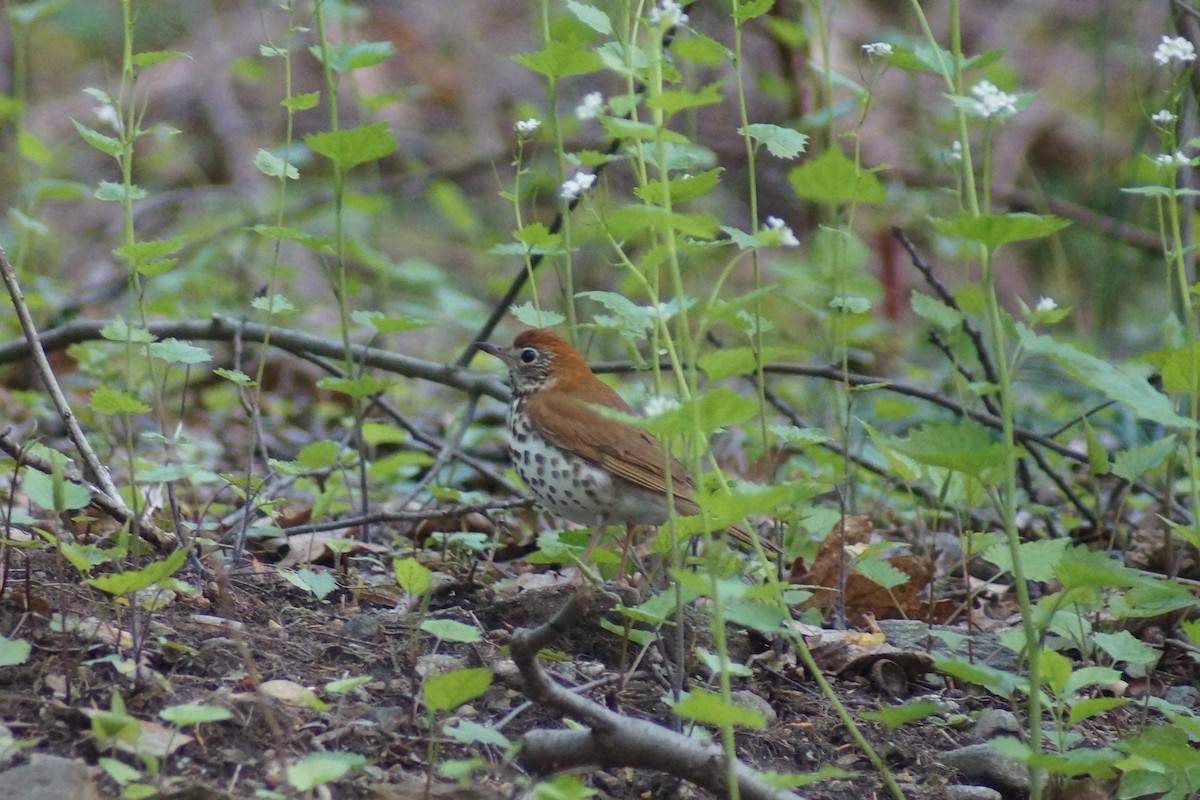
1164;684;1200;709
729;690;777;727
941;743;1030;796
969;709;1020;742
944;786;1003;800
0;755;100;800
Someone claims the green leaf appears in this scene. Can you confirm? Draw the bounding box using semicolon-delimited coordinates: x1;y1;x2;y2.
286;752;366;792
325;676;371;694
734;0;775;24
854;557;911;590
158;703;233;726
420;619;482;643
88;548;188;597
1091;630;1159;667
934;657;1024;696
90;387;150;415
72;120;122;158
445;719;511;748
296;440;340;469
982;538;1069;583
22;468;91;512
423;667;492;712
723;600;786;634
0;636;31;667
131;50;190;68
646;83;724;116
1082;418;1110;476
739;123;808;159
316;375;392;398
1112;436;1176;482
910;292;962;330
250;294;296;315
8;0;67;25
789;146;885;205
929;212;1071;249
214;368;256;387
282;92;320;111
114;236;188;264
889;420;1009;479
1068;696;1128;726
306;122;397;169
351;309;430;333
255;148;300;179
634;168;723;205
279;568;337;600
565;0;612;34
1016;325;1194;429
606;204;719;239
858;699;942;731
312;41;394;73
513;42;602;78
698;346;793;382
672;688;767;729
673;31;729;65
394;557;432;595
148;339;212;365
1160;340;1200;393
94;181;146;202
100;316;155;344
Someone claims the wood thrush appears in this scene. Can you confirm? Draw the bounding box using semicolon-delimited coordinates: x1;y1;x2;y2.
479;328;778;562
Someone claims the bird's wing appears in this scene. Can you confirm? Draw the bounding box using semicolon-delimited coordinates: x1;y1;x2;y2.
524;391;698;511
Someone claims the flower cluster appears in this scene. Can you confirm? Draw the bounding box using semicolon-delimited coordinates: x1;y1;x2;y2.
575;92;606;121
1153;151;1192;169
764;216;800;248
861;42;893;58
1151;109;1178;125
514;118;541;136
1153;35;1196;66
644;394;682;418
1035;297;1058;313
560;171;596;201
649;0;688;28
970;80;1018;119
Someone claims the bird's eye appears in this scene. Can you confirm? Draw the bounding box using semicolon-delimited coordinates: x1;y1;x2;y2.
520;348;538;364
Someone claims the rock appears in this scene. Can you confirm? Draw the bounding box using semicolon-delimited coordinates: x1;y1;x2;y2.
0;755;100;800
1164;684;1200;709
969;709;1020;742
729;690;777;726
941;743;1030;796
944;786;1003;800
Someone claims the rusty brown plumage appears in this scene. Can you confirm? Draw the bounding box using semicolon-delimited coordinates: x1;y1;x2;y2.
479;328;777;557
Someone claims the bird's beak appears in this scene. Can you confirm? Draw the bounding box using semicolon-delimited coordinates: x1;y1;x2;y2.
476;342;510;364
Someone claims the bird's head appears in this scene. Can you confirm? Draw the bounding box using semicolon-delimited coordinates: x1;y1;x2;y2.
478;328;591;396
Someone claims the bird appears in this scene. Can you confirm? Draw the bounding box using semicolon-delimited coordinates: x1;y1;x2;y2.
478;327;779;570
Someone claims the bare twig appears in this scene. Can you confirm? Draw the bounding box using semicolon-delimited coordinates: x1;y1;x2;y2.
510;588;807;800
0;249;174;549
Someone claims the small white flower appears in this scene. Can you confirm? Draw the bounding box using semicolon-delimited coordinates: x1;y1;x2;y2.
649;0;688;27
764;216;800;248
94;104;121;131
1035;296;1057;313
560;171;596;201
1154;35;1196;66
862;42;893;58
1154;150;1192;168
514;118;541;135
1151;109;1178;125
644;394;681;417
575;91;606;121
969;80;1018;119
949;140;963;162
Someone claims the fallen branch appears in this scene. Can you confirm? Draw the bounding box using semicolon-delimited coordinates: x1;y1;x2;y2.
509;588;807;800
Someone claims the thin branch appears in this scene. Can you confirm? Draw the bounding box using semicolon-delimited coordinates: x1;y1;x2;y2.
510;588;807;800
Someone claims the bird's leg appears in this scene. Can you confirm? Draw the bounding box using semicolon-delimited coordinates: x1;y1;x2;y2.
580;515;612;565
615;524;637;583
